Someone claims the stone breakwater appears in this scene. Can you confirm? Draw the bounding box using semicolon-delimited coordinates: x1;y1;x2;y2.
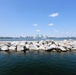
0;40;76;52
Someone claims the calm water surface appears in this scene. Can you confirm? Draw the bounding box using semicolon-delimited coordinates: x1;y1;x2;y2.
0;38;76;41
0;51;76;75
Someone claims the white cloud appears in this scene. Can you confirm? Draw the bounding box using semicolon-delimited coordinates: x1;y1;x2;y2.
49;13;58;17
48;23;54;26
33;24;38;26
36;30;40;32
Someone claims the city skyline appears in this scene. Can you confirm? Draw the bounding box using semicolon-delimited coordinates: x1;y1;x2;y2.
0;0;76;37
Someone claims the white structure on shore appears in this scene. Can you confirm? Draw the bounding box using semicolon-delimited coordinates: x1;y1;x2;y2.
0;40;76;52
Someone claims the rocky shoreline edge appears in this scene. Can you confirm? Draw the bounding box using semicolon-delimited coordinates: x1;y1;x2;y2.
0;40;76;52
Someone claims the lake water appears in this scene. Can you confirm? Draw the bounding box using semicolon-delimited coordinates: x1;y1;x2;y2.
0;38;76;75
0;38;76;41
0;51;76;75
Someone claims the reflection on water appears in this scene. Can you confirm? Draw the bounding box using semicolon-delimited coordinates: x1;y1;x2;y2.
0;51;76;75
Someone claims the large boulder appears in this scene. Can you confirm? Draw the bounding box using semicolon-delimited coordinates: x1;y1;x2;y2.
29;44;39;51
1;45;9;51
9;46;16;51
57;46;67;52
46;44;57;51
17;45;24;51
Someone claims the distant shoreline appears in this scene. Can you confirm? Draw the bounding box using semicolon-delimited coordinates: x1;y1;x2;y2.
0;37;76;42
0;37;76;39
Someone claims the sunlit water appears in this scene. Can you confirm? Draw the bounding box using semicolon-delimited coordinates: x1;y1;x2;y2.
0;51;76;75
0;38;76;41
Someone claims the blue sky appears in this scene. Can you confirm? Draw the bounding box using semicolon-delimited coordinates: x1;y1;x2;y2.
0;0;76;37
